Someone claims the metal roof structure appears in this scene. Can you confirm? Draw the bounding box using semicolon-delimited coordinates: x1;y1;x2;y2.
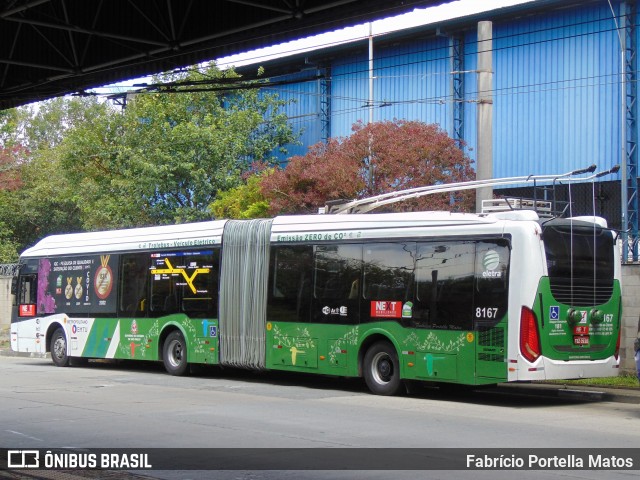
0;0;449;110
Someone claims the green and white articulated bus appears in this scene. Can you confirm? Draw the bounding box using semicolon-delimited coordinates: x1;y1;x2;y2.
10;168;622;395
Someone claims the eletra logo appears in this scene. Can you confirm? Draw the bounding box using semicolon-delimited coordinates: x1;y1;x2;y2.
482;250;502;278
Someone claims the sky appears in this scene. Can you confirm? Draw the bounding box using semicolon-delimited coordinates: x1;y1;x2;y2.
97;0;535;94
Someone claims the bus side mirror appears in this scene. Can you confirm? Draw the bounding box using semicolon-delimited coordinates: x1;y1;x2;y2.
10;276;18;296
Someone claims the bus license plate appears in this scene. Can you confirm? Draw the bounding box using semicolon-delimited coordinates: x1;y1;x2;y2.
573;335;589;345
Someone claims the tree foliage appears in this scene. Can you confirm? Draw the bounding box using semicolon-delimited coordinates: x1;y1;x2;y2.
0;144;26;191
0;98;102;253
62;63;296;227
0;63;298;253
0;220;19;263
261;120;475;214
0;109;19;146
209;169;271;219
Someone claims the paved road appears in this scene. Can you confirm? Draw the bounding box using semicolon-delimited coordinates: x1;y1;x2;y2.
0;355;638;480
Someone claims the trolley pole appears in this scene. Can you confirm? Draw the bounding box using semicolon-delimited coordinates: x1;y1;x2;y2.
476;21;493;212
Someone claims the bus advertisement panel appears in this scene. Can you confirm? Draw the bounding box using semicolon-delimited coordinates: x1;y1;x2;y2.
38;255;119;316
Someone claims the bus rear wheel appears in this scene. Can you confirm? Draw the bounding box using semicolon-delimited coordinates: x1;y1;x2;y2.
51;327;70;367
163;331;189;376
363;341;401;395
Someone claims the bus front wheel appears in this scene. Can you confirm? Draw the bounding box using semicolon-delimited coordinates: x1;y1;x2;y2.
163;331;189;376
51;328;70;367
363;341;401;395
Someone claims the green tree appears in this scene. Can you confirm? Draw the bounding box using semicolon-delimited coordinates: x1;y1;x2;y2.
262;120;475;214
63;62;297;227
0;220;19;263
209;170;272;219
0;108;19;147
0;108;24;259
0;97;97;252
12;150;82;246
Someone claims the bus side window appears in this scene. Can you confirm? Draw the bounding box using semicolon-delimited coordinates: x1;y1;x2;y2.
312;244;362;324
268;245;313;323
15;274;38;317
474;240;510;329
415;242;475;331
147;249;219;318
119;253;149;317
18;274;38;305
180;249;219;318
11;276;18;296
363;242;415;323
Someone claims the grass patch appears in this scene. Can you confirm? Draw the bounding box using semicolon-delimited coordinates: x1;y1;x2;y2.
547;373;638;389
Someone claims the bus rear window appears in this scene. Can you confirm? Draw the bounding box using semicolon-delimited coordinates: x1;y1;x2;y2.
543;221;614;306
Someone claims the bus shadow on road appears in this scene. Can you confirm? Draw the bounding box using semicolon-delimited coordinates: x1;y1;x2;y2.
57;357;598;408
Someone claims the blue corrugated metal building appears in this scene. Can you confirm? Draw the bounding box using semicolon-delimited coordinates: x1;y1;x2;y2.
238;0;637;250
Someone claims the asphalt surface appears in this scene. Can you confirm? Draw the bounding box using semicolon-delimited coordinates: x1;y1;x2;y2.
1;346;637;404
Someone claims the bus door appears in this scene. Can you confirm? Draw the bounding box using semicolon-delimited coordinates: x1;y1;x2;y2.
473;240;510;382
10;260;42;353
413;239;510;384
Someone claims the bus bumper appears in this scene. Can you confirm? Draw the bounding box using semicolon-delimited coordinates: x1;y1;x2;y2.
10;320;46;354
510;355;620;381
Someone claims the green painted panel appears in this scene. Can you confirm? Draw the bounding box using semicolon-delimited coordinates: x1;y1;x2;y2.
81;319;118;358
399;329;476;384
118;318;159;361
415;352;457;380
475;325;507;381
536;279;621;361
190;318;219;364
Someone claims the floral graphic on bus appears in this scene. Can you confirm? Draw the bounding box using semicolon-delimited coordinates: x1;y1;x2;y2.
403;331;467;353
37;259;56;314
271;325;316;365
328;326;359;364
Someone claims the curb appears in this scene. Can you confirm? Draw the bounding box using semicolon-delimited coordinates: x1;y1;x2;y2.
495;382;640;404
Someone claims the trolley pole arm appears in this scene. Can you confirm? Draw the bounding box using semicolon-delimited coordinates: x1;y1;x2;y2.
568;164;598;176
562;164;620;182
325;165;600;215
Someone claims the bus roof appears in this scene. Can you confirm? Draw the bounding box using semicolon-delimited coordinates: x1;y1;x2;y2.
20;210;542;259
20;220;227;258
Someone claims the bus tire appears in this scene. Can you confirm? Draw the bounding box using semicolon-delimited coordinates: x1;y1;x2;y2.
51;327;70;367
163;330;189;376
363;341;401;396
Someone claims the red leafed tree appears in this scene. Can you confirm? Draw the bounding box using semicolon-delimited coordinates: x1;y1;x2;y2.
261;120;475;215
0;145;26;191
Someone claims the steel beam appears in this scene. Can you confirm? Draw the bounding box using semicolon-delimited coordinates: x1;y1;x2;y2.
449;34;465;150
319;66;331;143
622;1;638;262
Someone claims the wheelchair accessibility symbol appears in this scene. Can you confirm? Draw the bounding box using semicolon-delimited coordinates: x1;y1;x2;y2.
549;306;560;322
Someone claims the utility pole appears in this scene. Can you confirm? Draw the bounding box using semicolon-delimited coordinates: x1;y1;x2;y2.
368;22;375;190
476;21;493;212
